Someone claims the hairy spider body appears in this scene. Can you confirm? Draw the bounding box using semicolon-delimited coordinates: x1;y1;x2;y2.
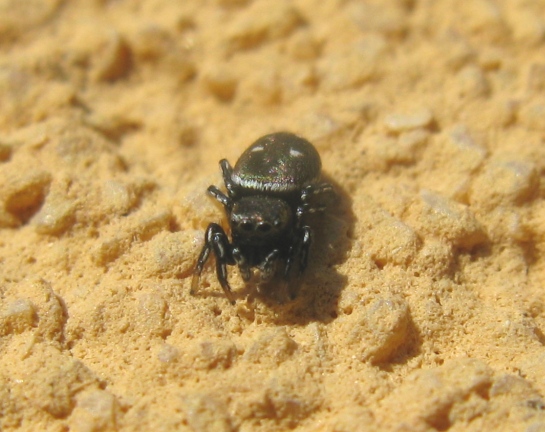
191;132;333;304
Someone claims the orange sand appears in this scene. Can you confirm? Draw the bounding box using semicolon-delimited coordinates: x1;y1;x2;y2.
1;1;545;431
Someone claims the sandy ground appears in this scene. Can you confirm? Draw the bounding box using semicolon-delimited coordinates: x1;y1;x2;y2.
1;0;545;431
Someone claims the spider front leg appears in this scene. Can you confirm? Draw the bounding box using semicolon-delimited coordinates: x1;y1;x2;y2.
191;222;236;304
283;226;312;299
207;185;232;212
259;249;280;281
219;159;237;198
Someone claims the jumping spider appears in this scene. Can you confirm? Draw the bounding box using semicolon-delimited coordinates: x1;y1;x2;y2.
191;132;333;304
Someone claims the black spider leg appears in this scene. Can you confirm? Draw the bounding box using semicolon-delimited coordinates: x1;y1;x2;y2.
219;159;237;198
232;247;251;281
296;182;334;227
259;249;280;281
283;226;313;299
191;223;236;304
207;185;232;211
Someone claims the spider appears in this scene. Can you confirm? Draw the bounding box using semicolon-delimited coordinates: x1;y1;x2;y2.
191;132;333;304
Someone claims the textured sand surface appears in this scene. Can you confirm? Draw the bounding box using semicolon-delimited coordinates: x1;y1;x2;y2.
1;1;545;431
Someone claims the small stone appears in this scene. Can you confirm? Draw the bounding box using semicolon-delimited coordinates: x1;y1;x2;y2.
449;125;488;161
318;36;386;91
414;239;455;279
346;2;408;37
1;279;65;342
201;66;238;102
344;293;410;364
384;108;434;133
69;389;120;432
186;339;238;370
0;141;12;161
470;159;538;208
526;63;545;92
377;359;493;429
490;375;539;399
33;194;76;235
136;293;170;338
93;211;171;265
456;65;490;98
360;203;421;267
225;1;303;53
243;328;298;365
0;299;37;335
183;393;234;432
519;103;545;131
286;31;322;61
360;131;428;171
1;171;51;226
157;344;179;363
150;231;198;277
506;7;545;44
91;31;132;82
237;70;282;106
101;180;137;216
215;0;250;7
416;190;487;248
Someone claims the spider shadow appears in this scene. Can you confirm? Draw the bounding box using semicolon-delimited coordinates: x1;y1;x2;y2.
236;173;354;325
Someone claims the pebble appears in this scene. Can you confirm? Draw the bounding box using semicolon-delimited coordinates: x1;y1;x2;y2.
456;65;490;98
448;125;488;162
285;31;322;61
135;293;170;338
243;327;298;365
68;389;120;432
342;292;410;364
93;211;171;265
1;170;51;227
225;1;303;53
346;1;408;37
0;299;36;336
149;231;198;278
506;6;545;44
0;140;11;161
318;36;386;91
33;194;76;235
358;202;421;267
470;159;538;209
91;31;132;82
185;339;238;370
378;358;493;429
183;393;234;432
0;279;65;342
361;131;428;171
157;344;180;363
237;69;282;106
526;63;545;93
200;65;238;102
4;345;100;419
519;103;545;131
100;180;137;216
383;108;434;133
415;190;487;249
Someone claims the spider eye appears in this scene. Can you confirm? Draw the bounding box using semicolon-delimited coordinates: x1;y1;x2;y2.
257;223;271;233
240;221;253;231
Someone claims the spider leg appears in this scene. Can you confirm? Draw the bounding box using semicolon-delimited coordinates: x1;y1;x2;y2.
298;226;313;274
232;247;251;281
259;249;280;281
295;182;334;228
283;226;313;299
219;159;237;198
191;223;236;304
207;185;232;211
